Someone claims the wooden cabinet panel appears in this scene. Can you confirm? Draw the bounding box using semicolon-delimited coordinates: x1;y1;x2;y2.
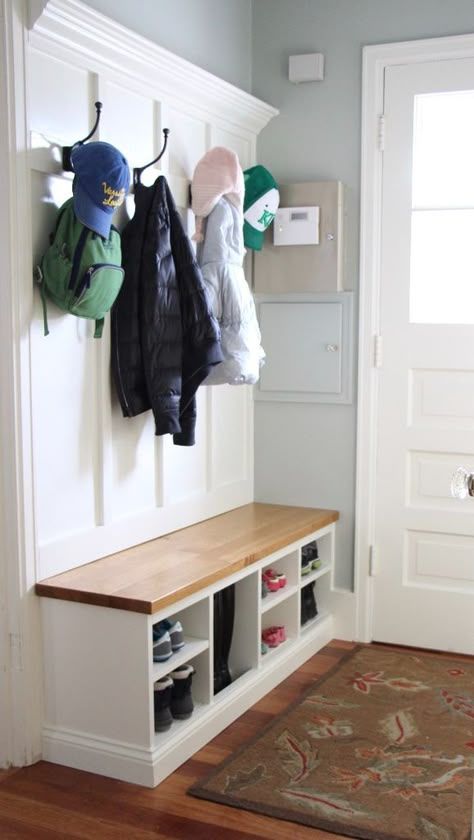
254;181;345;293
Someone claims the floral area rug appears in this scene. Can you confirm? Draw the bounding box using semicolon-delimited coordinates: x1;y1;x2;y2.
189;645;474;839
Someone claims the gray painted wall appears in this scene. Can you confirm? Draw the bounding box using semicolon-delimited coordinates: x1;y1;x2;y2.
252;0;474;589
85;0;253;91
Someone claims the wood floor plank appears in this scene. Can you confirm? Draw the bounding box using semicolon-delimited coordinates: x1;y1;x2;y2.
0;816;76;840
0;641;362;839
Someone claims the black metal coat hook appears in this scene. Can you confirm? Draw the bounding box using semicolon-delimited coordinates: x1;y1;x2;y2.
62;101;103;172
133;128;170;187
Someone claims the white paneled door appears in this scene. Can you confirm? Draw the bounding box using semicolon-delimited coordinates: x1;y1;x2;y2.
372;57;474;654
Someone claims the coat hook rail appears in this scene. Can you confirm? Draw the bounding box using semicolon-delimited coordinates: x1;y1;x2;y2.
62;101;103;172
133;128;170;187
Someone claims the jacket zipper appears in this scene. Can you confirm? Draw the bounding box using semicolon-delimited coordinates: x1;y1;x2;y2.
113;316;132;416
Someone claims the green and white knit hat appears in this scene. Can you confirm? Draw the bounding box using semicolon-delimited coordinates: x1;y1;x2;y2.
243;165;279;250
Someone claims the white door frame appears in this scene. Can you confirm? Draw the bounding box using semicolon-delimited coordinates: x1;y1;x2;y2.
355;31;474;643
0;0;43;768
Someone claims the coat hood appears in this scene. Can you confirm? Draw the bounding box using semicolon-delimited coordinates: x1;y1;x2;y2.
191;147;244;242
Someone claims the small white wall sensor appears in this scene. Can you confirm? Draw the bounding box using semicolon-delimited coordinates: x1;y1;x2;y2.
289;53;325;83
273;206;320;246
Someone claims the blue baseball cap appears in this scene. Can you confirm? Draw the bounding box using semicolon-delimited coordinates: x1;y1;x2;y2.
71;141;130;238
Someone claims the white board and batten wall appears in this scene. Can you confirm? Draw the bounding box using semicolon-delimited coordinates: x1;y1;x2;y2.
27;0;278;580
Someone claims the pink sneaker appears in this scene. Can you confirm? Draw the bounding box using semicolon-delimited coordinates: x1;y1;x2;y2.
261;627;280;647
266;568;287;588
262;626;286;647
262;570;280;592
274;625;286;643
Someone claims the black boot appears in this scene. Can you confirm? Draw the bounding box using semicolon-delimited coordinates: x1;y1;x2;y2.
169;664;194;720
219;583;235;689
153;675;173;731
213;584;235;694
301;582;318;625
213;589;223;694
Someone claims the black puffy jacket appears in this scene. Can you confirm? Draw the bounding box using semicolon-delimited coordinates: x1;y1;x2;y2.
111;176;223;445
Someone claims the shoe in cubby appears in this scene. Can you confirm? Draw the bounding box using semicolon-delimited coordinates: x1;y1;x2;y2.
301;581;318;625
262;570;280;592
170;664;195;720
152;628;173;662
302;539;318;560
301;557;312;576
265;568;287;588
157;619;185;651
261;625;286;648
302;540;320;575
154;675;173;731
310;541;321;569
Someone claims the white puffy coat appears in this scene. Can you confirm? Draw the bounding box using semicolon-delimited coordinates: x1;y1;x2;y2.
197;196;265;385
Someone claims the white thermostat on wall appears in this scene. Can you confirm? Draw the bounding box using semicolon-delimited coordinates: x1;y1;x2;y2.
273;206;320;246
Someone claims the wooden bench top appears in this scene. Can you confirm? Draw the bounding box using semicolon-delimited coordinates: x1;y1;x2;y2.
35;503;339;615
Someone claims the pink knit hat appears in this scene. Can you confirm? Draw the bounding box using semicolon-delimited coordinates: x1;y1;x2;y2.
191;147;244;242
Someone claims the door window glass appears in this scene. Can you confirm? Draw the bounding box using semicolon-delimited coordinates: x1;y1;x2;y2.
410;91;474;323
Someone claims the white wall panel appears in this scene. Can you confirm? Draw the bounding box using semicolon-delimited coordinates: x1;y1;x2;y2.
31;172;99;543
30;312;98;541
212;128;252;167
100;81;155;170
110;403;157;520
211;386;251;487
167;108;207;180
28;49;91;143
25;1;276;578
162;390;209;504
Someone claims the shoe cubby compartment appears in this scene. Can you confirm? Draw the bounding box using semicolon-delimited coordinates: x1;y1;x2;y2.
261;548;299;609
152;599;210;678
214;572;259;696
152;649;210;747
300;567;332;634
260;594;300;660
36;504;339;787
300;529;333;585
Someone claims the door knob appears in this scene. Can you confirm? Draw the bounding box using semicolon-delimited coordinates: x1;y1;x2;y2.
325;343;339;352
451;466;474;499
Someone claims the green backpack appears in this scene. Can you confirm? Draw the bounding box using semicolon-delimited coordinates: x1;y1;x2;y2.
36;197;124;338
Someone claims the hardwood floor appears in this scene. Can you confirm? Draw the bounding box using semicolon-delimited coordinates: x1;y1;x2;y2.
0;639;355;839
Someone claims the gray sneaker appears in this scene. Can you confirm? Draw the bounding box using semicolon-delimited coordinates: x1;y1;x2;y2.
159;619;185;651
152;629;172;662
170;664;194;720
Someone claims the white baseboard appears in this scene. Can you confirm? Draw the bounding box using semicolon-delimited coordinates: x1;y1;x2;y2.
42;616;334;787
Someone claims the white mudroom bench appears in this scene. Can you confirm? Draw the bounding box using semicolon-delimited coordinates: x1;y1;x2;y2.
35;502;339;787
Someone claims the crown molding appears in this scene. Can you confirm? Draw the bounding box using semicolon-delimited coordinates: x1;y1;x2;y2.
28;0;279;136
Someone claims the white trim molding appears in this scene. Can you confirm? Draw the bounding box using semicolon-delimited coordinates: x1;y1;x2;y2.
355;32;474;643
0;0;43;769
29;0;278;136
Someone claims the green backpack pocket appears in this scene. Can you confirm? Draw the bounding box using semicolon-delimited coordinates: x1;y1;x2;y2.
36;198;124;338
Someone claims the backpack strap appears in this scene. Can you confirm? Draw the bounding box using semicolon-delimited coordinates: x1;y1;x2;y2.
34;265;50;337
94;317;104;339
40;282;50;336
69;226;89;292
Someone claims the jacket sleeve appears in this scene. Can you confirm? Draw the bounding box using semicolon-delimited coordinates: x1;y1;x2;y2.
164;181;224;445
